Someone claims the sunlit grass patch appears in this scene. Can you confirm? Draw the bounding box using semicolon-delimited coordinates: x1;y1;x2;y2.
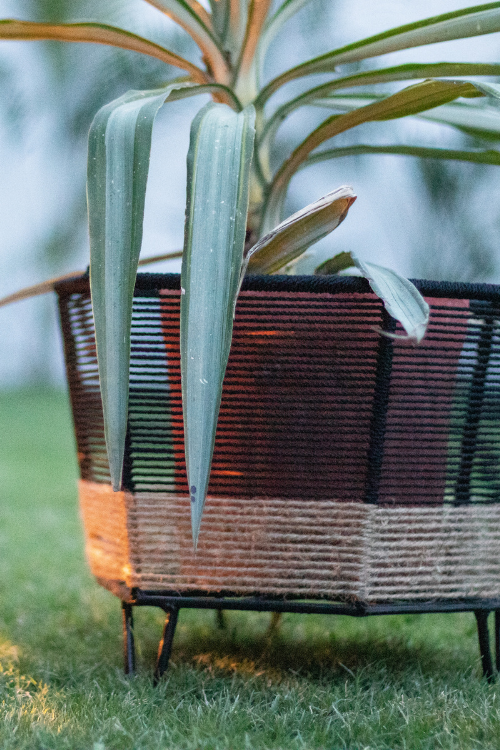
0;389;499;749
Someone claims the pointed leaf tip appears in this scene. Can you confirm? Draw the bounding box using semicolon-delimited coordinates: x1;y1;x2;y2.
314;250;429;343
181;102;256;546
350;252;430;344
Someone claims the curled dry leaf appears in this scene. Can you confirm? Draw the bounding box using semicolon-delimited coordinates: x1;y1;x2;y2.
245;186;356;275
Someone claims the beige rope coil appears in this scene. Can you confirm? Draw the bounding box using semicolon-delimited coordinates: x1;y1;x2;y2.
79;480;500;602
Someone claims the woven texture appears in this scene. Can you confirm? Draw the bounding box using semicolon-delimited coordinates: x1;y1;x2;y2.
79;479;500;600
57;273;500;603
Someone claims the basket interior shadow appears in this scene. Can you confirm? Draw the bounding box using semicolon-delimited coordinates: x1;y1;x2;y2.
55;272;500;680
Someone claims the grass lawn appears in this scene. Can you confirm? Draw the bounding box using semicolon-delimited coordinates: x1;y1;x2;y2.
0;389;500;748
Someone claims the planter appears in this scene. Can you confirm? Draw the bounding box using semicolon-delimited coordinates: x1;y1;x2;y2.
56;272;500;679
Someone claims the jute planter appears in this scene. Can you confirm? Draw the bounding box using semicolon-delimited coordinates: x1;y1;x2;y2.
55;272;500;679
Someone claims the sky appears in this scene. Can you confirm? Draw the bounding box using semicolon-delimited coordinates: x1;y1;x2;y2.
0;0;499;385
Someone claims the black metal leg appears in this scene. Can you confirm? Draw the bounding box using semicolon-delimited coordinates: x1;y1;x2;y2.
154;607;179;683
475;610;495;682
122;602;136;675
216;609;227;629
268;611;282;634
495;611;500;673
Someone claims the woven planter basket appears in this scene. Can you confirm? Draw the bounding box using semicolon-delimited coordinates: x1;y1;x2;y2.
56;273;500;606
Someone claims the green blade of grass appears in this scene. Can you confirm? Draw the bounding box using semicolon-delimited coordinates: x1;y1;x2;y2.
258;63;500;167
143;0;231;83
315;85;500;143
250;0;314;101
314;251;356;276
317;93;500;142
181;102;256;547
304;144;500;168
420;96;500;141
209;0;230;42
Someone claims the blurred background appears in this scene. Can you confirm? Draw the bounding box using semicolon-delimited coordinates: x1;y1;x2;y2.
0;0;499;385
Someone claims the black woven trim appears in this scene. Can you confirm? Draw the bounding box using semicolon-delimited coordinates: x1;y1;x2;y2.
132;272;500;299
409;278;500;302
53;271;500;301
364;308;396;504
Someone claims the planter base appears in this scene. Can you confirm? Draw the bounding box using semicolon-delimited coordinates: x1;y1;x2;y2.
114;587;500;681
55;273;500;679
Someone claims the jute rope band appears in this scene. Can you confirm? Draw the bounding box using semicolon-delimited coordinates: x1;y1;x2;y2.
80;480;500;602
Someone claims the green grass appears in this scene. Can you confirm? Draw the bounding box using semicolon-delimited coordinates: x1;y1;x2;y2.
1;389;500;748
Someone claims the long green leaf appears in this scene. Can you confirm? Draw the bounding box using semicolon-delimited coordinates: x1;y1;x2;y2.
314;92;500;142
143;0;231;83
304;144;500;168
87;82;227;492
257;1;500;104
315;252;430;344
246;186;356;274
259;63;500;163
229;0;250;55
314;252;356;276
263;78;500;233
181;102;256;546
419;98;500;140
185;0;214;29
234;0;273;103
209;0;230;42
0;19;210;83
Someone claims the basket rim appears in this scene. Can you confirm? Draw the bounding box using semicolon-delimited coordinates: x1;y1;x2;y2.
53;271;500;302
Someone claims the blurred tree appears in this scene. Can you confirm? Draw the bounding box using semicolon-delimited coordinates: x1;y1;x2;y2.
1;0;182;274
411;156;499;282
0;0;187;382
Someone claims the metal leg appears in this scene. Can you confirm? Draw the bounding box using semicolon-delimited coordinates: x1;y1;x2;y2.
154;607;179;683
495;611;500;673
216;609;227;629
122;602;136;675
268;611;282;634
475;610;495;682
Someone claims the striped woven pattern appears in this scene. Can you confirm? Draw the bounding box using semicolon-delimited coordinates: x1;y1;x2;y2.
57;273;500;602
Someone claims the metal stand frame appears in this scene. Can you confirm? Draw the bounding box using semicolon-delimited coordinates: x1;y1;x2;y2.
475;610;495;682
122;602;135;675
154;607;179;684
120;590;500;681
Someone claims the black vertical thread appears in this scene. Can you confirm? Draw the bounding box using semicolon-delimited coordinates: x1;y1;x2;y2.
455;302;497;505
121;420;135;492
364;308;397;505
